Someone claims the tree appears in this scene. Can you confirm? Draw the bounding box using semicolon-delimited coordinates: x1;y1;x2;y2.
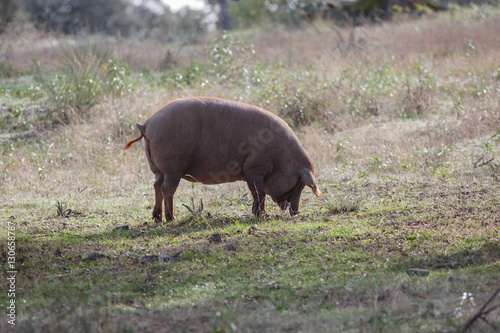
219;0;232;30
24;0;135;35
206;0;242;31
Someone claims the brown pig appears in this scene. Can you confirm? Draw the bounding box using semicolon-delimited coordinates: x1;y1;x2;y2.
123;97;320;222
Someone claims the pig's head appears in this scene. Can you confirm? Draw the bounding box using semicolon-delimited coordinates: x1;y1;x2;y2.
272;168;321;215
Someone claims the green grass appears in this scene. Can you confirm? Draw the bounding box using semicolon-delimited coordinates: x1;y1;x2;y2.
1;175;499;332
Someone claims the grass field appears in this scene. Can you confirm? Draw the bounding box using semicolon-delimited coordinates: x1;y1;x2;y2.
1;6;499;332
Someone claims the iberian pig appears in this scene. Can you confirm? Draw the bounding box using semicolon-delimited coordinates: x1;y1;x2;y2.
123;97;320;222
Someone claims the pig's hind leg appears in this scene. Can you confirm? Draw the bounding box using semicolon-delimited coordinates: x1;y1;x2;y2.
162;173;182;221
152;173;164;222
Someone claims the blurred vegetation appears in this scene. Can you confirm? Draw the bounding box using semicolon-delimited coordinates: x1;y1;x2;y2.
36;52;136;123
0;0;498;128
0;0;208;39
1;0;498;37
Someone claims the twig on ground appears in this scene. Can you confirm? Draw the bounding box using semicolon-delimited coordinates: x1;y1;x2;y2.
461;288;500;332
473;157;495;168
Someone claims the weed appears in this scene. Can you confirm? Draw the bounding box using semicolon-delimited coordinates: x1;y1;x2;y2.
55;200;72;217
491;129;500;142
368;156;386;171
206;31;255;85
401;81;430;118
104;58;136;96
358;169;369;178
182;197;204;216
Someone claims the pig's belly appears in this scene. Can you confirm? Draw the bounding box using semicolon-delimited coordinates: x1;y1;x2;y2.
182;163;246;185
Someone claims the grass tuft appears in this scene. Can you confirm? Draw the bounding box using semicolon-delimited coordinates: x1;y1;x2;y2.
324;197;362;215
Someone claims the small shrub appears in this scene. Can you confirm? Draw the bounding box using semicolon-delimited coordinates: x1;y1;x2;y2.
400;81;431;119
183;61;207;86
44;71;102;122
36;51;134;123
104;58;135;96
279;86;321;127
206;32;255;85
158;49;177;71
37;51;105;122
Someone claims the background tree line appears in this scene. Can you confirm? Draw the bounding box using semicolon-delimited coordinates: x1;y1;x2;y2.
0;0;497;36
0;0;208;38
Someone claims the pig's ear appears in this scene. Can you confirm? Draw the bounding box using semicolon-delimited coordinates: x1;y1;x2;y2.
300;169;321;197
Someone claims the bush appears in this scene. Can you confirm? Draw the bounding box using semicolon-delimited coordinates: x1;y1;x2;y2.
104;59;136;96
34;49;135;124
38;51;105;123
206;32;256;85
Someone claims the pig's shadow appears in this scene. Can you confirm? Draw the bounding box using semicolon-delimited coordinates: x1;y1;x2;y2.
85;213;276;241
